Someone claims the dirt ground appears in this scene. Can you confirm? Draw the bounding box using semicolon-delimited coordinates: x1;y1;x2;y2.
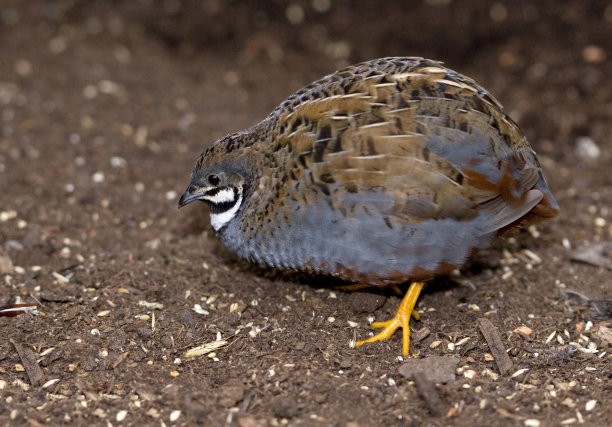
1;1;611;426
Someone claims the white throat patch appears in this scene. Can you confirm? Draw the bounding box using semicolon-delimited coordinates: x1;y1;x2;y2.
206;187;236;205
209;188;243;231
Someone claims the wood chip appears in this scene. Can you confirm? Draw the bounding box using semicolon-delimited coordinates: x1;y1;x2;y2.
513;325;533;336
138;300;163;310
571;241;612;270
478;318;513;375
11;340;44;386
412;371;446;417
184;339;229;358
511;368;529;378
594;325;612;346
112;351;130;369
0;249;14;274
412;327;431;343
0;304;37;317
42;378;60;389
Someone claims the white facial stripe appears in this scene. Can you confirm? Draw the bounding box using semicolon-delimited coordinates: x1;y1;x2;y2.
205;188;236;205
210;191;243;231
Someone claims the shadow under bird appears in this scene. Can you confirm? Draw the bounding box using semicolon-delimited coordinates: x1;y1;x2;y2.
179;57;559;355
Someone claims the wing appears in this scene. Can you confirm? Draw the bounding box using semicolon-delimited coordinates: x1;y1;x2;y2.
262;59;545;236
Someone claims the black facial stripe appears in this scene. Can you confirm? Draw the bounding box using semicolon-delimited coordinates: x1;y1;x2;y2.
208;187;240;214
210;200;236;214
204;187;221;197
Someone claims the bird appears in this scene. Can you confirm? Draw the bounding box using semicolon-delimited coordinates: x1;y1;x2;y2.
179;57;559;355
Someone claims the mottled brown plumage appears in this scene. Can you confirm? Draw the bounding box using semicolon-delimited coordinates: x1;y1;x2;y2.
180;57;558;355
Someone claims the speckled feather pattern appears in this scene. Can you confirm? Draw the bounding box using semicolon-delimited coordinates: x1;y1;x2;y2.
188;57;559;284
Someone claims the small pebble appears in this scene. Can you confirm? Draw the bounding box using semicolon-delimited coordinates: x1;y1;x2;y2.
582;45;606;63
312;0;332;13
528;225;540;238
223;70;239;86
463;369;477;379
575;136;600;161
49;36;68;54
60;247;71;258
116;410;127;422
562;238;571;250
52;271;69;283
14;59;32;76
489;3;508;22
145;408;160;419
98;80;121;95
286;4;305;24
113;45;131;64
110;156;127;168
524;419;540;427
83;85;98;99
468;303;480;312
0;210;17;221
169;410;181;422
91;171;105;183
585;400;596;411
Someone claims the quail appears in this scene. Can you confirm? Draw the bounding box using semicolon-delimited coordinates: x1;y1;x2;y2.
179;57;559;355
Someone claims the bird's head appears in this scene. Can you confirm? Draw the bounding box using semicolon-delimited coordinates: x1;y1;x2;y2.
179;135;251;231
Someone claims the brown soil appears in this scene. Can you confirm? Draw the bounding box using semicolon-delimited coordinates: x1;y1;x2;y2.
1;1;610;426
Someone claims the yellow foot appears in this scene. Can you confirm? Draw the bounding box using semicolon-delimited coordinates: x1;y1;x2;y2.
355;281;425;356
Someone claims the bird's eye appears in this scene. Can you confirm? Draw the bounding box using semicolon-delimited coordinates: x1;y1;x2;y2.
207;174;220;186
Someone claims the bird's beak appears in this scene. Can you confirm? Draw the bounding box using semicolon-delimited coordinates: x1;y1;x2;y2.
178;185;202;208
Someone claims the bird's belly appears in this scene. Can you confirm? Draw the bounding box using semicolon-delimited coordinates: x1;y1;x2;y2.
223;197;495;285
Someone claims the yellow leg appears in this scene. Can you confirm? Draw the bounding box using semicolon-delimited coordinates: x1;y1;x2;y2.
354;281;425;356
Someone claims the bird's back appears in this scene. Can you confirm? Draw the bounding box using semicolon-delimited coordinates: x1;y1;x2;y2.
214;57;558;283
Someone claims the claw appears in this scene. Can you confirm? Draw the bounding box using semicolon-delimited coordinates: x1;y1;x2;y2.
355;281;425;356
